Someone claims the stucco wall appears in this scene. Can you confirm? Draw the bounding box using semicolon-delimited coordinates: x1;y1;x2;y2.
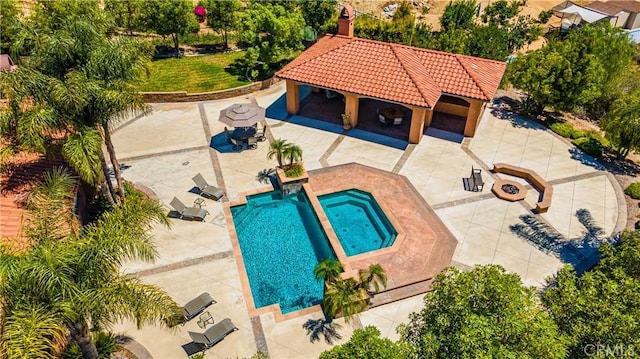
434;101;469;117
141;77;281;103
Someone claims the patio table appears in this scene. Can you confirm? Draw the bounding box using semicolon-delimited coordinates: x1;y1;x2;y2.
380;107;404;121
232;127;257;140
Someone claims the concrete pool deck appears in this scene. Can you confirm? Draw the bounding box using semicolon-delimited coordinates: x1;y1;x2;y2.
111;82;625;358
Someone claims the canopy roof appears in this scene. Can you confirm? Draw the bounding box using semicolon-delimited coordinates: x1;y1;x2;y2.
276;35;507;109
555;4;612;23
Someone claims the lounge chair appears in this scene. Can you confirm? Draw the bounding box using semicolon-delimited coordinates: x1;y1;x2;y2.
187;318;238;353
169;197;209;221
181;292;217;322
192;173;225;200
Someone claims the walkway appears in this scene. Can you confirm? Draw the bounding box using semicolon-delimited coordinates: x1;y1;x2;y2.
110;82;624;358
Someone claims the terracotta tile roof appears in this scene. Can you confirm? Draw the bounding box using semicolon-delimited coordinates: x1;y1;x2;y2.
1;152;68;251
609;0;640;13
276;35;507;108
587;1;626;15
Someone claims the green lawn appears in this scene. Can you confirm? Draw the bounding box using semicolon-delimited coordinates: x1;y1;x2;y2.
138;52;250;93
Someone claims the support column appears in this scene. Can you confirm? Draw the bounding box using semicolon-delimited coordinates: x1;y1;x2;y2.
424;108;434;127
286;81;300;115
409;107;427;144
463;99;484;137
344;93;360;127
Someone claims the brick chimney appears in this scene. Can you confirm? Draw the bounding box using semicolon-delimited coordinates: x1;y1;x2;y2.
338;5;354;37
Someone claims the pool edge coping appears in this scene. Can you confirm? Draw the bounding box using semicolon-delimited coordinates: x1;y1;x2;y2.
225;185;328;323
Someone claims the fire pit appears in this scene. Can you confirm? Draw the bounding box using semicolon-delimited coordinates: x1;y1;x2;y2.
501;184;520;195
492;179;527;202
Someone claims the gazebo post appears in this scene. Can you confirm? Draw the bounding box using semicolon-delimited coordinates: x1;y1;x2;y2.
463;99;484;137
409;108;427;144
343;93;359;127
286;80;300;115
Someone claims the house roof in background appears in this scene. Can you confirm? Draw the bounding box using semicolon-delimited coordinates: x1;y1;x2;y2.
276;35;506;108
609;0;640;13
587;1;627;15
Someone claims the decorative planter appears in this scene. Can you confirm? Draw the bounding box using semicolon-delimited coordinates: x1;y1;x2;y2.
275;165;308;196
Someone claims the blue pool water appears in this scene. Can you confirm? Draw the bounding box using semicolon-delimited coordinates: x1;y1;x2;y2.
231;191;335;314
319;189;397;256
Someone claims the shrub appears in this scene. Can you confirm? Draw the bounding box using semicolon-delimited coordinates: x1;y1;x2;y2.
586;130;609;148
570;130;587;139
625;182;640;200
572;137;604;157
284;163;304;178
549;122;575;138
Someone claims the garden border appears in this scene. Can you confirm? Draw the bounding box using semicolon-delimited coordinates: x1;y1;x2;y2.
141;77;281;103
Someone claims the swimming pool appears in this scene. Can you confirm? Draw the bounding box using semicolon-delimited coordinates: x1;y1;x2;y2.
318;189;397;256
231;190;335;314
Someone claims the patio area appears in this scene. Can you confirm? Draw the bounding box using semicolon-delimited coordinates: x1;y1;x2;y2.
109;81;624;358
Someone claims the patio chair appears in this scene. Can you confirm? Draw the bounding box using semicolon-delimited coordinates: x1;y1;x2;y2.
246;137;259;150
169;197;209;221
187;318;238;353
181;292;217;322
229;136;242;151
192;173;225;200
224;127;232;143
255;126;267;142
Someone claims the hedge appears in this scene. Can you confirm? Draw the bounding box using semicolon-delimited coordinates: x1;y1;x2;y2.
624;182;640;200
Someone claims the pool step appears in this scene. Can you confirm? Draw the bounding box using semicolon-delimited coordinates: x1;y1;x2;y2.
231;206;253;228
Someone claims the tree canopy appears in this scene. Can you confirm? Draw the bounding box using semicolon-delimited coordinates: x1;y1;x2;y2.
238;2;304;78
203;0;240;49
319;326;413;359
141;0;199;52
601;89;640;158
0;172;178;359
300;0;338;33
0;0;22;54
507;22;636;115
542;231;640;358
104;0;145;34
440;0;477;32
398;265;568;358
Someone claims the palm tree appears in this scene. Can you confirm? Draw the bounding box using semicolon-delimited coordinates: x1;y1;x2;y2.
314;258;344;285
267;139;289;167
0;170;179;359
323;278;367;324
283;143;303;166
358;263;388;294
0;4;152;204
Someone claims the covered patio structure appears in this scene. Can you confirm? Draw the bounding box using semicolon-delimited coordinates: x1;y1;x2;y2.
275;5;507;144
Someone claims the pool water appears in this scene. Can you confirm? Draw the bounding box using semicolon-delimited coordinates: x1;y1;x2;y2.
319;189;397;256
231;191;334;314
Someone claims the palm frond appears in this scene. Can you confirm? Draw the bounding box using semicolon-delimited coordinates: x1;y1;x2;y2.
61;128;102;185
16;106;59;154
75;186;167;285
2;305;66;359
23;168;80;243
91;276;180;330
